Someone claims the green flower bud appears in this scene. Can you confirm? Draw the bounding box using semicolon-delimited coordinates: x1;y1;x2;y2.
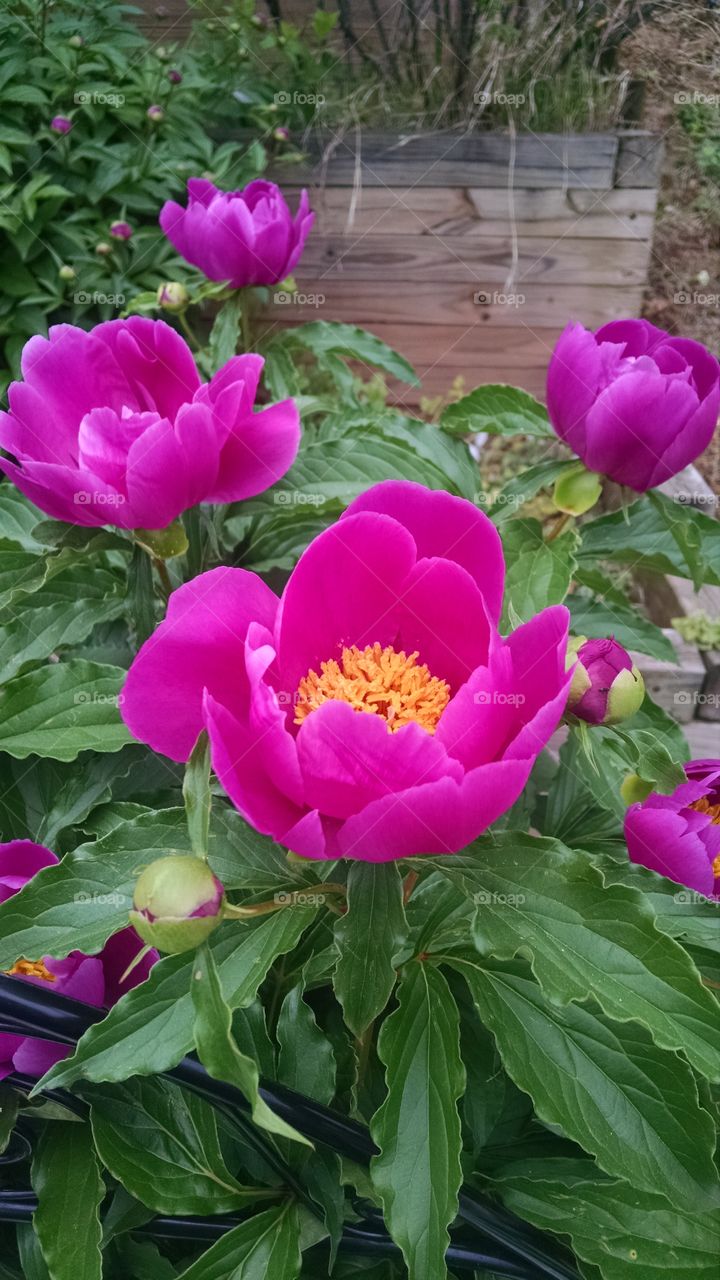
553;464;603;516
58;264;76;281
130;855;225;955
156;281;189;312
566;636;645;727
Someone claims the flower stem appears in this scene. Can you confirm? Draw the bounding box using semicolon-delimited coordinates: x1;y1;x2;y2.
153;557;173;598
177;308;201;351
546;511;573;542
223;883;347;919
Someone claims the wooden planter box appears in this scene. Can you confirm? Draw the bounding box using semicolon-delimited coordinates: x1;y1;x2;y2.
260;129;662;406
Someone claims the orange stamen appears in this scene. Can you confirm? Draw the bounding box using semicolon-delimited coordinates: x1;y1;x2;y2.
5;958;56;982
294;642;450;734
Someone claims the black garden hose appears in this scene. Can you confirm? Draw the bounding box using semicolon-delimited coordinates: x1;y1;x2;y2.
0;974;580;1280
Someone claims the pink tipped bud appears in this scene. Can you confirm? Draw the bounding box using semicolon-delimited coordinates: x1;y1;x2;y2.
51;115;72;135
130;855;225;955
167;68;182;84
273;126;290;143
109;220;133;241
147;104;165;122
566;636;645;727
157;281;189;311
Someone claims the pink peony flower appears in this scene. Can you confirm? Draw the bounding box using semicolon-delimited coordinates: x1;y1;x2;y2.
0;318;300;529
159;178;314;288
547;319;720;492
121;481;572;862
0;841;156;1080
625;759;720;899
50;115;72;135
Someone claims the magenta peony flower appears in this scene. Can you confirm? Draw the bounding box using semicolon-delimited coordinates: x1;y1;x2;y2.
121;481;571;862
0;841;156;1080
159;178;314;288
50;115;72;135
547;319;720;492
566;636;644;726
0;318;300;529
625;759;720;899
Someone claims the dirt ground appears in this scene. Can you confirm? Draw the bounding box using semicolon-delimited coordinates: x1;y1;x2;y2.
620;0;720;489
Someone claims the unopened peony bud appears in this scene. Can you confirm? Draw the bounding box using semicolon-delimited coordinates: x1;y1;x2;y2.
147;104;164;122
109;220;133;241
130;856;225;954
273;126;290;143
58;264;76;281
51;115;72;135
553;463;603;516
95;242;112;256
68;35;83;48
157;281;189;311
566;636;645;726
167;68;182;84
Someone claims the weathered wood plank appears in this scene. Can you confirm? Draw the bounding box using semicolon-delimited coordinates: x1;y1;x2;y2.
264;130;621;187
264;280;644;328
295;233;651;285
289;185;656;239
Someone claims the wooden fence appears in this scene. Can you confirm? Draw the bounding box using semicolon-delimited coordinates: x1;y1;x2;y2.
257;129;662;406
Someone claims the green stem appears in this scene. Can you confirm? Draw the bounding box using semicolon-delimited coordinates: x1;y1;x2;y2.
178;308;202;350
153;557;173;598
223;882;347;919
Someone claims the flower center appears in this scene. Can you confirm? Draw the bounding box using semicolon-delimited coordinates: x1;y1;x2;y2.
5;958;55;982
691;796;720;825
294;642;450;734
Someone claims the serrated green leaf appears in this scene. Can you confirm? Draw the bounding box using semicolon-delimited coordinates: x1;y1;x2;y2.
278;321;419;387
433;832;720;1081
447;953;719;1210
31;1122;103;1280
371;963;464;1280
192;944;310;1146
501;518;576;621
86;1076;269;1215
333;863;407;1037
40;909;317;1089
0;568;125;683
0;660;131;760
441;384;553;438
579;495;720;585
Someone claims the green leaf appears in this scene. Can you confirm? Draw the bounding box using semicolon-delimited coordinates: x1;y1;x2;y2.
40;909;317;1089
433;833;720;1081
277;979;336;1105
493;1157;720;1280
0;538;51;608
489;461;575;523
278;321;419;386
192;944;310;1147
441;384;554;438
448;953;719;1209
579;495;720;585
0;809;193;969
31;1122;103;1280
175;1203;303;1280
333;863;407;1037
0;1084;19;1154
0;489;45;550
371;963;464;1280
0;660;131;760
501;518;576;622
86;1076;269;1215
183;730;211;858
0;568;125;683
207;294;243;373
599;858;720;954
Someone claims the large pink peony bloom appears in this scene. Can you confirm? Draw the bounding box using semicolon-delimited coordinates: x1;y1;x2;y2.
159;178;314;288
547;319;720;492
122;482;572;861
625;759;720;899
0;841;157;1079
0;318;300;529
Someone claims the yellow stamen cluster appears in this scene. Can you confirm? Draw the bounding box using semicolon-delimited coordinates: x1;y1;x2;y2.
5;958;56;982
294;642;450;734
690;797;720;878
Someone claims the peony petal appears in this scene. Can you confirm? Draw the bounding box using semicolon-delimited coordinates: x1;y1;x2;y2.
393;556;492;689
344;480;504;624
205;691;305;837
207;398;300;503
0;841;58;904
122;567;278;762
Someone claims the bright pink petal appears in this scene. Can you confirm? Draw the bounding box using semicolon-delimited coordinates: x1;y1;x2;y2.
0;841;58;904
205;691;304;837
393;557;491;689
121;567;279;762
296;700;462;820
344;480;505;624
207;398;300;503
